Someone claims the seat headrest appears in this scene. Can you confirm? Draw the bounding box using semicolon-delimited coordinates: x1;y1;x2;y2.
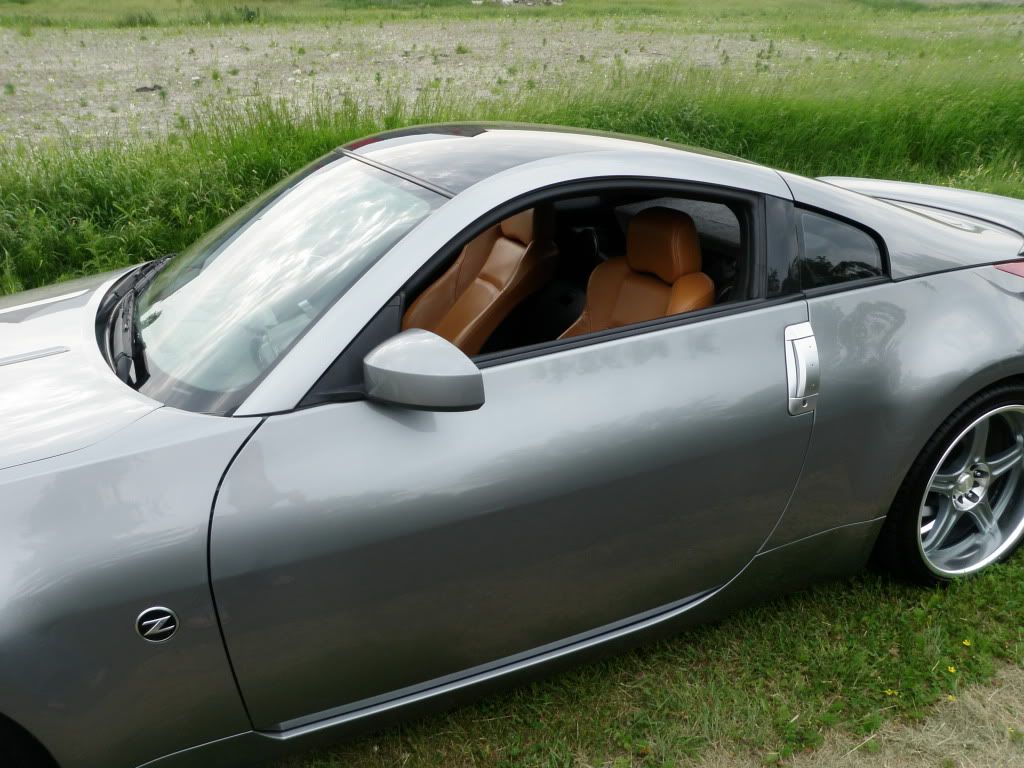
500;209;534;245
626;208;702;284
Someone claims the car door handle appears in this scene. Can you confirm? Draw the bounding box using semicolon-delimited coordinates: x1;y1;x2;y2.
785;322;819;415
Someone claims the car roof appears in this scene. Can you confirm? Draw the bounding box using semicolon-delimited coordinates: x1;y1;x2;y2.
341;123;758;196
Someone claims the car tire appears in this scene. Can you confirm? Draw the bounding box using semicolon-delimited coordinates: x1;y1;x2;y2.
877;382;1024;584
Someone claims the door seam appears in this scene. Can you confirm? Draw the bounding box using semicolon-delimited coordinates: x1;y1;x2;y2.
206;417;267;731
757;299;814;553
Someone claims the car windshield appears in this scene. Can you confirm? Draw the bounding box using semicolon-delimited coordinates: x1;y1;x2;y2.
134;153;444;414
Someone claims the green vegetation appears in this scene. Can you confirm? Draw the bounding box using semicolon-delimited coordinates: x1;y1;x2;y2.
1;0;1023;764
113;9;157;27
0;0;1020;28
3;60;1022;295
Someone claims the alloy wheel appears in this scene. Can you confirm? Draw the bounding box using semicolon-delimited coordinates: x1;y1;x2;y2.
918;404;1024;577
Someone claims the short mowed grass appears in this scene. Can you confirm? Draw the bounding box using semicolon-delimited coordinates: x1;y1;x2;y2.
2;1;1024;765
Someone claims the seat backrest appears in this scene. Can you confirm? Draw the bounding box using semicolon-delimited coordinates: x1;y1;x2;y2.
559;207;714;339
402;208;557;356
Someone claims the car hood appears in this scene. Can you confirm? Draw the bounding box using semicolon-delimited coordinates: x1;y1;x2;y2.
0;269;160;472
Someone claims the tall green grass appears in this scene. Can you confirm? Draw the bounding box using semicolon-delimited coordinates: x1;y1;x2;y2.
2;64;1022;296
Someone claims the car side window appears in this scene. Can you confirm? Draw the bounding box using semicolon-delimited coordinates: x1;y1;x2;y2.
398;189;756;361
799;210;884;289
302;187;761;408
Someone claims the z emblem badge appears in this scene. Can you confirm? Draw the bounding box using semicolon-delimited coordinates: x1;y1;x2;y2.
136;607;178;643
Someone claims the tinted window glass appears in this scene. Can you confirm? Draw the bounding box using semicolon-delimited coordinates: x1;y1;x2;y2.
799;210;883;288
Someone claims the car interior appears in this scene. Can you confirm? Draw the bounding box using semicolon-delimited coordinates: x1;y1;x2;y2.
402;191;751;359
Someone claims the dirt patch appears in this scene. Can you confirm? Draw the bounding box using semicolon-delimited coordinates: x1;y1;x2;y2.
698;665;1024;768
0;19;829;147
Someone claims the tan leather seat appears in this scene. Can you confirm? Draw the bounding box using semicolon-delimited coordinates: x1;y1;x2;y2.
402;208;557;356
560;208;714;339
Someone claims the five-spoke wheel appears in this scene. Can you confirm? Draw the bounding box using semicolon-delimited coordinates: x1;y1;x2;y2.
877;387;1024;583
918;405;1024;576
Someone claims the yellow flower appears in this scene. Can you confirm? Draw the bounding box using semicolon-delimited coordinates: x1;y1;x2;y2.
947;665;957;674
962;639;972;647
947;694;957;702
884;688;898;696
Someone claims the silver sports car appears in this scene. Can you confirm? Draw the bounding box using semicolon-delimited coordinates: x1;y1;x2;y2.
4;123;1024;768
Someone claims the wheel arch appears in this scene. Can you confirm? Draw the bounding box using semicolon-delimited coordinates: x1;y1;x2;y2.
874;365;1024;539
907;371;1024;478
872;374;1024;580
0;711;59;768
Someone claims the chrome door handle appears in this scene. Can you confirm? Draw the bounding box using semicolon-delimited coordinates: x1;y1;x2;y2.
784;322;819;415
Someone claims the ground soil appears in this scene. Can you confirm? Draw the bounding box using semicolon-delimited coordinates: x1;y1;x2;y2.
0;18;830;147
700;665;1024;767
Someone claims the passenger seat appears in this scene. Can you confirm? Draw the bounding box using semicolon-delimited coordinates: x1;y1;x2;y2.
402;208;558;356
559;208;714;339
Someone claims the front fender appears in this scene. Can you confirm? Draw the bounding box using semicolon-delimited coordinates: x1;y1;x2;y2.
0;409;258;768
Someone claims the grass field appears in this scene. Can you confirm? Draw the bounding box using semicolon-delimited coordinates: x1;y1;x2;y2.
2;0;1024;765
7;0;1000;28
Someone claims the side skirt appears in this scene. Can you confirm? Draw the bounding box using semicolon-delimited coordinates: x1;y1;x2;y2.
140;516;885;768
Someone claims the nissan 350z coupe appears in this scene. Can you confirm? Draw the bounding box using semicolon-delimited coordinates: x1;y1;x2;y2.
5;123;1024;768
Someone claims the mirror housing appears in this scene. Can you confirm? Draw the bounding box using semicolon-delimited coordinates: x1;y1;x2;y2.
363;329;485;412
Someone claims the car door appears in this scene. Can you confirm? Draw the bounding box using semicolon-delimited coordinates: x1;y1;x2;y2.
210;295;814;730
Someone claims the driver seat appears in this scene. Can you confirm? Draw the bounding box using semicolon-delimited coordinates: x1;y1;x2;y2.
559;208;714;339
402;208;557;356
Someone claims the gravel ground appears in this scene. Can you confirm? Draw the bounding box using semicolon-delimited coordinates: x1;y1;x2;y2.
0;18;831;147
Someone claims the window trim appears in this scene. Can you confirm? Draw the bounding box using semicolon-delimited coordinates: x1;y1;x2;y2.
401;177;766;315
404;178;768;366
302;176;778;407
765;195;800;299
474;294;801;369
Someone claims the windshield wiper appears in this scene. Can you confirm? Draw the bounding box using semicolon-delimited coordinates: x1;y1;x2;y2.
112;291;145;386
99;255;174;318
132;254;173;296
109;255;173;387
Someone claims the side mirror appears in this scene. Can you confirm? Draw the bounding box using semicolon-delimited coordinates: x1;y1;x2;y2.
363;329;485;412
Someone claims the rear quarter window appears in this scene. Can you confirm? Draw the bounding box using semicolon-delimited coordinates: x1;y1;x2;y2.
799;210;884;289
